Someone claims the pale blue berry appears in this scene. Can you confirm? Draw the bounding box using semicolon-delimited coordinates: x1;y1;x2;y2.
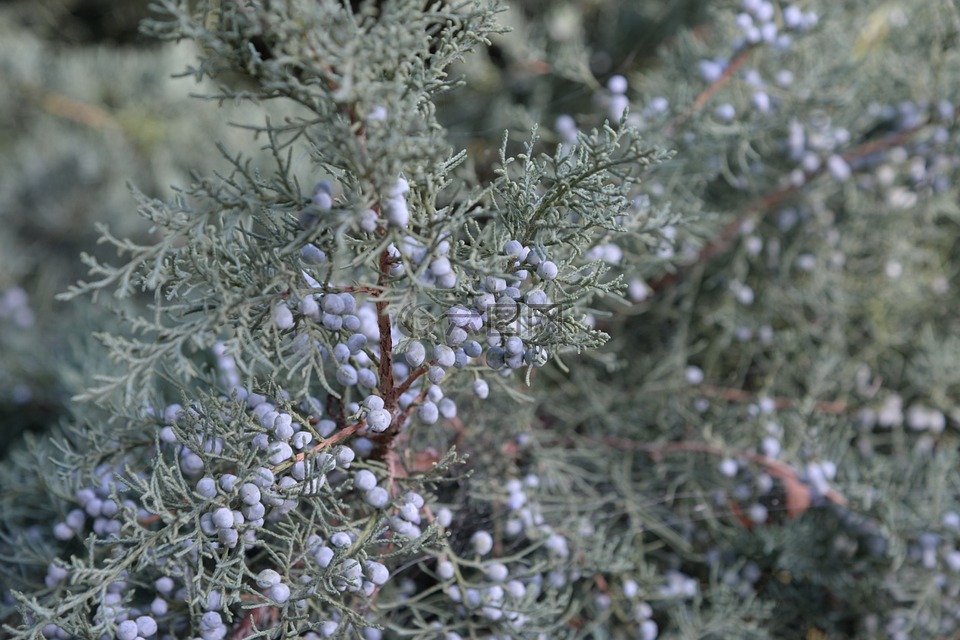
212;507;234;530
427;365;446;384
314;546;335;568
299;296;320;319
322;312;343;331
242;502;266;520
239;483;261;505
719;458;739;477
116;619;138;640
155;576;174;594
218;474;238;492
366;408;391;432
365;560;390;585
437;560;455;580
436;507;453;527
317;419;337;437
385;194;410;228
197;476;217;498
354;469;377;491
180;450;204;476
365;487;390;509
471;530;494;555
545;533;569;557
400;502;421;523
150;597;168;617
405;341;426;367
486;347;506;369
472;379;489;399
257;568;282;588
537;261;558;280
321;294;345;315
65;508;86;530
446;325;468;346
640;619;658;640
504;336;523;355
430;257;452;276
336;446;355;466
607;74;628;94
331;531;352;547
486;563;509;581
291;431;312;450
418;401;439;424
485;276;506;293
363;394;385;411
268;441;294;464
332;343;351;363
136;616;158;637
273;414;295;441
338;292;357;314
347;333;367;353
219;527;240;547
358;368;378;388
336;364;359;386
463;340;482;357
503;240;523;256
273;303;294;330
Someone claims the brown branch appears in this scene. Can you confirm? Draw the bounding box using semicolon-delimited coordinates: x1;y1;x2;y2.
650;114;937;294
395;365;428;397
375;250;396;407
697;384;849;415
693;48;751;113
598;438;848;514
34;87;120;131
666;47;753;135
229;602;279;639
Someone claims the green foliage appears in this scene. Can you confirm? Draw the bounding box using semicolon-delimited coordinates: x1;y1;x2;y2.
3;0;960;638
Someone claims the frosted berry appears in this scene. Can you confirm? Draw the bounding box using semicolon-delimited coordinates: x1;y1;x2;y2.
212;507;234;529
136;616;158;637
437;560;455;580
239;483;262;505
257;568;282;588
116;620;139;640
436;507;453;527
418;401;440;424
365;487;390;509
405;341;426;367
218;474;238;492
434;344;456;367
503;239;524;256
365;560;390;585
273;303;294;330
366;408;391;432
354;469;378;491
471;530;494;555
472;379;490;399
607;74;628;94
427;365;446;384
363;394;385;411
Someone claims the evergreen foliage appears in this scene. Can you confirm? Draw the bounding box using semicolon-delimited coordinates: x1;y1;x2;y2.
2;0;960;638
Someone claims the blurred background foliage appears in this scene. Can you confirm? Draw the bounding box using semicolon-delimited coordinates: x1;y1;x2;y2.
0;0;306;454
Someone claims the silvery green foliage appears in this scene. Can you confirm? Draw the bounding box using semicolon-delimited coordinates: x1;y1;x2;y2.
4;0;960;638
455;0;960;638
0;0;668;637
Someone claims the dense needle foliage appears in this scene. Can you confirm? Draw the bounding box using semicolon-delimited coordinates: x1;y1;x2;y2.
2;0;960;638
